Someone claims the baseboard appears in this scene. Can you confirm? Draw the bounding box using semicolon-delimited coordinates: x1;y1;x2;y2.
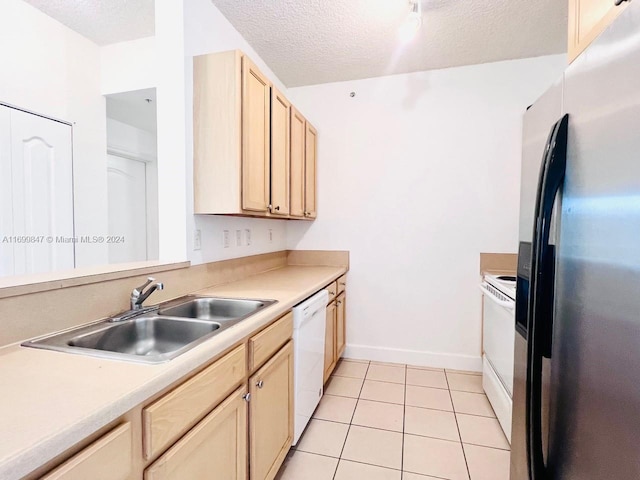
343;343;482;372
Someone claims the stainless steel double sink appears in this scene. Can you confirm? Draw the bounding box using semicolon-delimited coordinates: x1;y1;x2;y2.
22;296;276;364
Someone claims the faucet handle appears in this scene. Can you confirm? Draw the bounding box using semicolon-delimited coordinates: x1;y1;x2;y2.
134;277;155;295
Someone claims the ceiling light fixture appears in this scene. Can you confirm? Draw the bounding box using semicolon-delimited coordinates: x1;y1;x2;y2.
399;0;423;43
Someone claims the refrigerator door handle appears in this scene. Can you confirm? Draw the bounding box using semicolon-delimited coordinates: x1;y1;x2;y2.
526;114;569;480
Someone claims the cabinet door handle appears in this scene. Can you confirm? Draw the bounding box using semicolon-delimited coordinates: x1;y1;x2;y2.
243;393;251;402
275;206;280;211
329;291;335;296
339;282;346;286
256;380;264;389
614;0;629;5
336;301;342;306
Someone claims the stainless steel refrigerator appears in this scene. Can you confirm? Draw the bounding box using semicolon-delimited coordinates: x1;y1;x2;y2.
511;1;640;479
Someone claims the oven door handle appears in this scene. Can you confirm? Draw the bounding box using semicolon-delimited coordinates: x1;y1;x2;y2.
479;284;515;310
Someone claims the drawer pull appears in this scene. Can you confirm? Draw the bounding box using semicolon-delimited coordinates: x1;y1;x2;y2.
243;393;251;402
256;380;264;389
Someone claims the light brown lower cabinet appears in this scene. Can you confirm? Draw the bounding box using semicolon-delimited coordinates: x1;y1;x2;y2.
144;387;248;480
324;300;337;382
42;423;132;480
336;292;346;358
35;309;298;480
249;341;294;480
324;278;348;383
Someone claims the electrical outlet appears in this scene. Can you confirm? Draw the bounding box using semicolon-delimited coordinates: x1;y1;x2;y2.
268;229;273;243
194;229;201;251
236;230;242;247
245;229;251;246
223;230;230;248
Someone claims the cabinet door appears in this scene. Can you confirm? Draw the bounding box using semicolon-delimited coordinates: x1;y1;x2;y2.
304;123;318;218
145;387;248;480
568;0;629;62
242;55;271;213
270;88;290;216
324;301;337;382
289;107;306;218
249;341;294;480
336;293;346;359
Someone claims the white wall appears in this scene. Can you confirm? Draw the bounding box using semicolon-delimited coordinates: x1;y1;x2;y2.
183;0;288;264
0;0;108;267
286;55;566;370
101;37;157;95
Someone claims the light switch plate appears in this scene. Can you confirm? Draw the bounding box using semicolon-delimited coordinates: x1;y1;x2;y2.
223;230;230;248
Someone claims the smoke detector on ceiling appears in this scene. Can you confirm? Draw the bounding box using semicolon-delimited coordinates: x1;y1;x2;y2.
399;0;423;43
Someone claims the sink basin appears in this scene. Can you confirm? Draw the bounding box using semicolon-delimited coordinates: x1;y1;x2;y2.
69;317;221;356
22;295;277;363
159;296;275;321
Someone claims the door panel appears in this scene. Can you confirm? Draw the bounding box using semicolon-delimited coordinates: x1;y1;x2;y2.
0;106;13;276
107;154;147;263
324;302;336;382
10;109;74;275
289;107;305;218
250;341;293;480
270;88;290;216
242;56;270;213
336;293;346;358
304;123;317;218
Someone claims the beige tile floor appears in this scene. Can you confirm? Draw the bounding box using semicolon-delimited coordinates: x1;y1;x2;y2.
276;359;510;480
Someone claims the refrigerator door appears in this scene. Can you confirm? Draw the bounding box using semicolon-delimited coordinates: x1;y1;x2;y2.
511;80;563;480
548;2;640;479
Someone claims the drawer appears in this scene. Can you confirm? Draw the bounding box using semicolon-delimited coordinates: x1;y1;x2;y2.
337;274;346;294
143;344;246;459
326;281;338;301
249;311;293;371
43;423;132;480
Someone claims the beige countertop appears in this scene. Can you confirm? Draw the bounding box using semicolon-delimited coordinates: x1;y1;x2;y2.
0;265;345;480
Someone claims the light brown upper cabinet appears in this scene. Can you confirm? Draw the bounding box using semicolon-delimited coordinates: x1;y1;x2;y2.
289;106;307;218
270;87;290;216
242;56;271;213
289;107;318;220
194;49;317;220
193;50;271;216
568;0;629;62
304;123;318;219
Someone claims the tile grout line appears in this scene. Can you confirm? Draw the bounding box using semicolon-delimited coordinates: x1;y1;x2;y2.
445;371;472;480
401;364;407;479
331;359;371;480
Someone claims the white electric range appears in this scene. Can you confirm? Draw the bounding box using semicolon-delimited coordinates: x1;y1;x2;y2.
479;273;516;441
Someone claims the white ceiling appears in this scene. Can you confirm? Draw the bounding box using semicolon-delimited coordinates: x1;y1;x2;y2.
24;0;154;46
211;0;568;87
106;88;157;134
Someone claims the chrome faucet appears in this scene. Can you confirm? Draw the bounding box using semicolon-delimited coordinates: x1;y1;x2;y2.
131;277;164;310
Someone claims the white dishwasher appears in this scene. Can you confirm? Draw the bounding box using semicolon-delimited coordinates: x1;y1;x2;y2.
292;289;328;445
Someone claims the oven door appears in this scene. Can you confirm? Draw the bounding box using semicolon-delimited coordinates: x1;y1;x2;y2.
480;283;516;396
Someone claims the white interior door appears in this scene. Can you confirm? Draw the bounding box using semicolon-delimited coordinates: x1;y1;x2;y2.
0;106;13;276
10;108;74;275
107;154;147;263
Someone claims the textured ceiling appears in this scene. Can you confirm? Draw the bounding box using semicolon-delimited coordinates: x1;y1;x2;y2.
211;0;567;87
24;0;154;45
